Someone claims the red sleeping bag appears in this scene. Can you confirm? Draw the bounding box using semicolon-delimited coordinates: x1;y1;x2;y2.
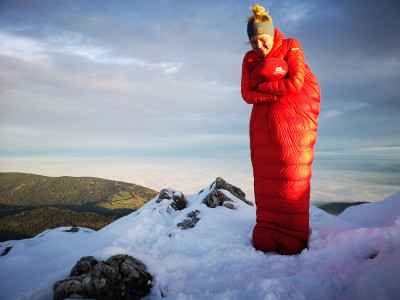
241;29;321;255
250;57;288;85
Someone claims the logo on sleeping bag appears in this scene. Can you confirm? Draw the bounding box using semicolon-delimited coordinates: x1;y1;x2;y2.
274;67;286;75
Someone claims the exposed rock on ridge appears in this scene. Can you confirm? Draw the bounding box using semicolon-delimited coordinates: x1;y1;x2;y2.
153;177;253;232
156;188;188;211
53;254;152;300
204;177;254;209
177;210;200;230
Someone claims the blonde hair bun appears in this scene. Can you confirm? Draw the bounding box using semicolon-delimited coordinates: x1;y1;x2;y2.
251;4;266;16
248;4;272;24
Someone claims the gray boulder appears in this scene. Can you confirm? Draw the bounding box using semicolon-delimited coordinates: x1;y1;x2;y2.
205;190;234;209
177;210;200;230
157;188;188;210
214;177;250;203
53;254;152;300
205;177;254;208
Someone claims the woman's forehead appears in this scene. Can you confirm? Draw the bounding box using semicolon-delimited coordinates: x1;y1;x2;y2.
250;34;272;41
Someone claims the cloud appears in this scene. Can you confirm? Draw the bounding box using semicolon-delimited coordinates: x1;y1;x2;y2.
0;31;46;59
0;0;399;163
319;110;342;119
359;147;400;152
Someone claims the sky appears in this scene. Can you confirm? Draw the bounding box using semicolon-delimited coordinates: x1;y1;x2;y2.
0;0;399;202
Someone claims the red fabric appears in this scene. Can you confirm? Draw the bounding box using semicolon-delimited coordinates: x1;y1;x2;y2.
250;57;288;88
241;29;321;255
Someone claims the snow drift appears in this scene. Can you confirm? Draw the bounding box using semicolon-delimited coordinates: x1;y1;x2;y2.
0;178;399;299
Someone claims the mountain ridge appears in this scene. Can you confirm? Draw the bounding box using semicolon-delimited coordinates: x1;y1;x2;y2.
0;172;158;206
0;172;369;242
0;172;159;241
1;178;399;299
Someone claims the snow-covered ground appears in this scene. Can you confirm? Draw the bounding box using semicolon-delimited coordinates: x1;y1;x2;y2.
1;181;399;300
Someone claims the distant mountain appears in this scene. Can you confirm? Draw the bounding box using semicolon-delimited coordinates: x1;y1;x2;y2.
317;201;369;216
0;172;159;241
0;172;158;207
0;172;369;242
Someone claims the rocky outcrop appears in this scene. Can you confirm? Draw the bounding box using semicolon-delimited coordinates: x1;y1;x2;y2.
204;177;254;209
214;177;247;202
155;178;252;231
1;246;12;256
205;190;234;209
53;254;152;300
177;210;200;230
157;188;188;211
64;227;79;232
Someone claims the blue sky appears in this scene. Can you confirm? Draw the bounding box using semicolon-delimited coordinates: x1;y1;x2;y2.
0;0;399;201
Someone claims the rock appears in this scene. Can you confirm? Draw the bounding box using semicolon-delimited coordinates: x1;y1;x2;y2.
223;202;235;210
157;188;188;211
204;178;254;208
70;256;98;276
69;293;85;299
64;227;80;232
1;246;12;257
177;210;200;230
214;177;254;206
214;177;246;201
69;294;85;299
53;278;86;300
53;254;152;300
205;190;234;209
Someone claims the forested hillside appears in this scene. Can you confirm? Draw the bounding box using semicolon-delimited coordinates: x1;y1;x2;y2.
0;207;118;240
0;172;157;206
0;172;159;241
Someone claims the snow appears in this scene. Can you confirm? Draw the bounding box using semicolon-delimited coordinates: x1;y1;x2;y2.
1;183;400;300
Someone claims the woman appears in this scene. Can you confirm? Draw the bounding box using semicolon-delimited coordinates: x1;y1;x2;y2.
241;5;321;255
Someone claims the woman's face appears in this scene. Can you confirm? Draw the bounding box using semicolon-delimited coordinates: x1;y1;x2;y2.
250;34;274;56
